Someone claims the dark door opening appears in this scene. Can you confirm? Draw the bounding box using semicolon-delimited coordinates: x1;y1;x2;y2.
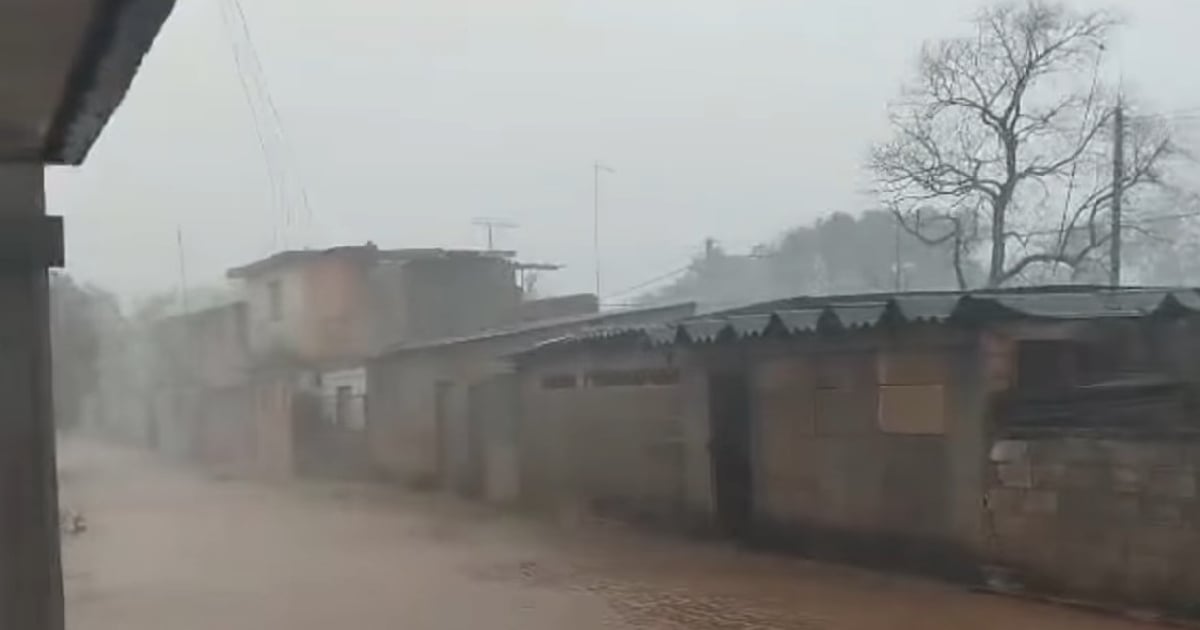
462;383;487;498
708;371;753;537
433;381;452;488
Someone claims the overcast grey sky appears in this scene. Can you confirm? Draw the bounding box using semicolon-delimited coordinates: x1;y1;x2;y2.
45;0;1200;302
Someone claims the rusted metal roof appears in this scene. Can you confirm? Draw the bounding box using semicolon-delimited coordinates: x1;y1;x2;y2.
521;287;1200;354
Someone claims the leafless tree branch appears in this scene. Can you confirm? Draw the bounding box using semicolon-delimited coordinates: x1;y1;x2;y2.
869;0;1178;288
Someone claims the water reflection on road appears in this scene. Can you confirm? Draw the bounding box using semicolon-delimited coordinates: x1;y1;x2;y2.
60;440;1157;630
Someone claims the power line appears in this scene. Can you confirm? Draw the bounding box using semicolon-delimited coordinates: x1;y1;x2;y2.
218;0;315;249
217;0;285;247
227;0;313;228
603;262;694;301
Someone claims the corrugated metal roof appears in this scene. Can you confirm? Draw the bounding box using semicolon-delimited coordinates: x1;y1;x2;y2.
44;0;178;165
645;325;679;346
728;314;772;337
1170;291;1200;311
774;309;822;334
831;303;888;329
891;294;961;322
681;320;728;343
523;287;1200;355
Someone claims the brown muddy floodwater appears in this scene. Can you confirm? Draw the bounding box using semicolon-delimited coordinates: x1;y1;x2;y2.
59;439;1161;630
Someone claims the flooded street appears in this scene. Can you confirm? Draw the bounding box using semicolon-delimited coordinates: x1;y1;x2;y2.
60;439;1159;630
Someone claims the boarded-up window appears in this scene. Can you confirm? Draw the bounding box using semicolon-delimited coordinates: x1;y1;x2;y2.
878;385;945;435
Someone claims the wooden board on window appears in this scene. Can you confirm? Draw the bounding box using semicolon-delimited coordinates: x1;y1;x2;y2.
877;384;946;435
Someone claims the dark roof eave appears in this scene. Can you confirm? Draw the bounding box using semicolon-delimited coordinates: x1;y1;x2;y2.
43;0;177;165
520;287;1200;355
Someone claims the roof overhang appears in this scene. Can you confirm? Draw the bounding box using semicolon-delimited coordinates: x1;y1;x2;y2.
0;0;176;165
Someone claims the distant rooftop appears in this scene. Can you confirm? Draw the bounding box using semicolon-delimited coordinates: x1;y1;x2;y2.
226;244;517;279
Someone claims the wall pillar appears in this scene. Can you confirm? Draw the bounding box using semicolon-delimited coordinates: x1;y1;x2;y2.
0;163;64;630
947;334;992;563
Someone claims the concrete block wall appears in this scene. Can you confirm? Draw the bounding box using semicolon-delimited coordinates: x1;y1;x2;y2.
365;358;443;483
516;348;696;527
753;350;954;535
746;340;983;577
549;377;685;522
986;437;1200;609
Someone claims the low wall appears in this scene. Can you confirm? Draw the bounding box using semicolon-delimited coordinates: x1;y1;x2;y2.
986;436;1200;610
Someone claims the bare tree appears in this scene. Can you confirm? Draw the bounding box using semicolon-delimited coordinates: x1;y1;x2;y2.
870;1;1175;288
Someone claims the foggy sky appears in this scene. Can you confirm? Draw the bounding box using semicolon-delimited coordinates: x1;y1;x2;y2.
45;0;1200;304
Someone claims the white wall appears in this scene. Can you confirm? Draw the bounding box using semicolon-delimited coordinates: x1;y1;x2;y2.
242;268;307;359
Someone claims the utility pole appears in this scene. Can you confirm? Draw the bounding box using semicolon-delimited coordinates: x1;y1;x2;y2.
176;227;190;313
593;161;614;297
1110;101;1125;287
893;214;903;291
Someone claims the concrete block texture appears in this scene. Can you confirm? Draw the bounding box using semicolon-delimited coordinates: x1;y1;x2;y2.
985;436;1200;609
1111;465;1143;494
995;463;1033;489
1021;490;1058;515
1146;466;1197;500
989;440;1028;463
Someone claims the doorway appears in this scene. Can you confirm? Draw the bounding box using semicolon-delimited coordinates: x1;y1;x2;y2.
433;381;452;488
462;383;487;498
708;371;753;537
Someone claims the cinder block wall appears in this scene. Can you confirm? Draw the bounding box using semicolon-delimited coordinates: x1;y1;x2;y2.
747;344;981;577
517;347;702;527
986;437;1200;608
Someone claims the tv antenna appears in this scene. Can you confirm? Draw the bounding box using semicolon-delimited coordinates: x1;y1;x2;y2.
472;217;518;251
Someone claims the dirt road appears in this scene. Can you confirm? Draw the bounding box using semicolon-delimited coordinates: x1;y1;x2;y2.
59;439;1161;630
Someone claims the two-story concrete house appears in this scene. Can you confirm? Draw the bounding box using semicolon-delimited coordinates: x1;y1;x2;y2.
201;244;532;477
226;244;523;365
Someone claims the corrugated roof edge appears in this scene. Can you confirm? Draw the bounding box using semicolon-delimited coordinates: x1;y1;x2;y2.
515;287;1200;356
45;0;177;165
